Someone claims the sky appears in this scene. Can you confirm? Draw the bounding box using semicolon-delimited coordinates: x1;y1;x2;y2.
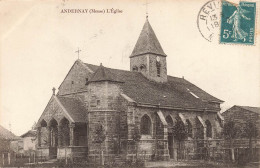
0;0;259;136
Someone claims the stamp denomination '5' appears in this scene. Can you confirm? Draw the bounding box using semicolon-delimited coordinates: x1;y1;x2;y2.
220;1;256;45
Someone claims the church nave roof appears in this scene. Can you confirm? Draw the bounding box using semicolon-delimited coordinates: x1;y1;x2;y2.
84;62;223;111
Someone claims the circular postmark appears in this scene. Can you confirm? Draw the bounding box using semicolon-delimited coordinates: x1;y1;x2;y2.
197;0;221;42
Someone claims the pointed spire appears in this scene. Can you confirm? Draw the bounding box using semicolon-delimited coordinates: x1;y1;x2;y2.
88;64;123;83
130;19;166;58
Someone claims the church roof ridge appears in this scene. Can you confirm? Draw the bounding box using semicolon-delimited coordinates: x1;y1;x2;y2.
84;63;136;73
0;124;20;140
235;105;260;114
20;130;36;138
88;64;124;83
130;19;167;58
85;62;223;87
85;62;183;79
55;60;223;109
83;61;223;107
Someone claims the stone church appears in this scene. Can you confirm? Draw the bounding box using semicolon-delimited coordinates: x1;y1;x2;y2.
36;18;224;161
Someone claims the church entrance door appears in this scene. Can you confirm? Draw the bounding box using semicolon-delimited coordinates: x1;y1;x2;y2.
168;133;173;159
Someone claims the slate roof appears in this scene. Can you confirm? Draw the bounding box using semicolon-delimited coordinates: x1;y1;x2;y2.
21;130;37;138
57;96;87;123
236;106;260;115
89;64;123;83
84;63;223;110
55;19;223;115
0;125;20;140
130;19;167;57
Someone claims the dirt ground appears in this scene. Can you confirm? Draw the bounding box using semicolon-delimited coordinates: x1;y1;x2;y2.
1;158;259;167
145;160;260;168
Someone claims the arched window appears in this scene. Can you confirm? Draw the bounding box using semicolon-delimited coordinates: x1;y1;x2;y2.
140;114;151;135
40;120;47;127
156;62;161;77
39;120;48;147
166;115;174;133
60;117;70;146
140;64;146;71
205;120;212;138
49;119;58;147
132;66;138;71
186;119;192;138
166;116;173;127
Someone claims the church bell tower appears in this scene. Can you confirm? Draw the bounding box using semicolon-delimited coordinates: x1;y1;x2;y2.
130;18;167;83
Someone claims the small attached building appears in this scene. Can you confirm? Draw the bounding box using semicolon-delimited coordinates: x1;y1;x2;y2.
20;130;37;153
222;105;260;136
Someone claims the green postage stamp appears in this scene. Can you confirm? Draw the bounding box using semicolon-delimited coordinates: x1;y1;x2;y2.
220;1;256;45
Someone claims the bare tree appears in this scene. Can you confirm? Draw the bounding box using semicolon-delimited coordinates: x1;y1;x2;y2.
132;125;141;161
222;120;241;162
172;120;188;160
242;121;258;161
93;123;106;165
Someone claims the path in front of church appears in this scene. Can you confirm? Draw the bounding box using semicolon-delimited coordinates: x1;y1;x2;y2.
145;160;259;168
17;159;260;167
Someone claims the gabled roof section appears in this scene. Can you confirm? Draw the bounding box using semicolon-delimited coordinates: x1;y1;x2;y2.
57;61;222;111
88;64;123;83
181;78;224;103
236;106;260;115
85;63;99;72
57;96;87;123
130;19;167;57
21;130;37;138
58;59;94;91
37;95;87;126
0;125;20;140
80;62;222;111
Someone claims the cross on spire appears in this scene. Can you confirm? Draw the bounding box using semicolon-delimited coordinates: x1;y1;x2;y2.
75;47;82;60
143;0;151;18
52;87;56;95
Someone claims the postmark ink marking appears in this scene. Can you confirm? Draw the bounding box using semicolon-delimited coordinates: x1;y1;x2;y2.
197;0;221;42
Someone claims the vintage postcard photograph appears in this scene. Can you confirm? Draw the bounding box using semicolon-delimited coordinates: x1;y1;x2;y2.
0;0;260;167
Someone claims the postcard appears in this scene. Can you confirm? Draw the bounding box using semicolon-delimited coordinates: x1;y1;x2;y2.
0;0;259;167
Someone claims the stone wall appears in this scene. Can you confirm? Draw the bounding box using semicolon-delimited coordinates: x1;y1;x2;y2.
86;81;122;157
87;111;121;156
23;136;36;151
86;82;121;111
37;147;49;158
123;105;222;161
126;106;169;160
58;60;94;96
74;124;88;146
130;54;167;83
56;61;223;162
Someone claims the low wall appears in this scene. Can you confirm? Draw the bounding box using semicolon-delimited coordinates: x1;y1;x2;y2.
57;146;88;159
37;147;49;159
